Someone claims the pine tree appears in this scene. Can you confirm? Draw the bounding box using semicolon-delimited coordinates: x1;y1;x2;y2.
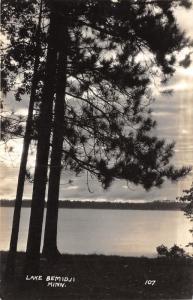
42;11;69;258
24;9;60;273
2;0;44;277
177;182;193;248
2;0;192;271
42;0;192;258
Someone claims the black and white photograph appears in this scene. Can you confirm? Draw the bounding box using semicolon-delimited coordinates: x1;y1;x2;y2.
0;0;193;299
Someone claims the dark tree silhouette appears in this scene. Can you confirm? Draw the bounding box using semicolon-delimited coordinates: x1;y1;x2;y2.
24;10;60;273
1;0;59;273
42;0;192;258
1;0;192;271
42;10;68;258
177;182;193;248
156;244;186;258
3;0;43;278
0;113;24;142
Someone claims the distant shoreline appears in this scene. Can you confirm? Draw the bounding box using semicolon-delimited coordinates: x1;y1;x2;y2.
0;199;186;210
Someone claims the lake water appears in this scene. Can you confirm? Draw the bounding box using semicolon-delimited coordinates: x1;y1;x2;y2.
0;208;192;257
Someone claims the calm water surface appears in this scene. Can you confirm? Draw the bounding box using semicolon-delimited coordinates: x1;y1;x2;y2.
0;208;192;257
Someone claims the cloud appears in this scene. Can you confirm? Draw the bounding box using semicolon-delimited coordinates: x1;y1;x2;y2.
162;81;192;92
174;6;193;38
1;5;193;202
4;92;29;113
1;79;193;201
0;165;18;197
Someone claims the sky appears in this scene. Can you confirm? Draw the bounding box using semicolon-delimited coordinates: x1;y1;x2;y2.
0;3;193;202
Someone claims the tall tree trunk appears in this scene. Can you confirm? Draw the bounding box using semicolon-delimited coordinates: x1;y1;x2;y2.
42;15;68;259
24;11;59;274
5;0;43;279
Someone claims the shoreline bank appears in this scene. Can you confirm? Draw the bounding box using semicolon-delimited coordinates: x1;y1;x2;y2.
0;200;186;211
1;252;193;299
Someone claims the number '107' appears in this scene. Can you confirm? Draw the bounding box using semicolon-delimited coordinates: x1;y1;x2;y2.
145;280;156;285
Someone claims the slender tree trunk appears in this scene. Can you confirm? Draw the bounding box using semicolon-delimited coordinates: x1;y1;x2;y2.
24;11;59;274
42;15;68;259
5;0;43;279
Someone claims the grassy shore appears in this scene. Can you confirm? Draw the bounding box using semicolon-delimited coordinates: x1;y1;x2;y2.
1;252;193;300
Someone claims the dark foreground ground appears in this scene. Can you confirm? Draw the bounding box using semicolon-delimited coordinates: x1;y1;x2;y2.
0;252;193;300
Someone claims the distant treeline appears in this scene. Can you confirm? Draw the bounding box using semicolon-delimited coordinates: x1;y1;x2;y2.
0;199;186;210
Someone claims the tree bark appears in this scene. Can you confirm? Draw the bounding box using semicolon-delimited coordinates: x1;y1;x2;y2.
5;0;43;279
25;11;59;274
42;15;68;259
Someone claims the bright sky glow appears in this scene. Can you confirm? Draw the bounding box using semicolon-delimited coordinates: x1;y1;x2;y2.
0;3;193;201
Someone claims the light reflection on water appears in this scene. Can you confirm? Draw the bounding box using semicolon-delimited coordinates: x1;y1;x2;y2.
0;208;192;257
